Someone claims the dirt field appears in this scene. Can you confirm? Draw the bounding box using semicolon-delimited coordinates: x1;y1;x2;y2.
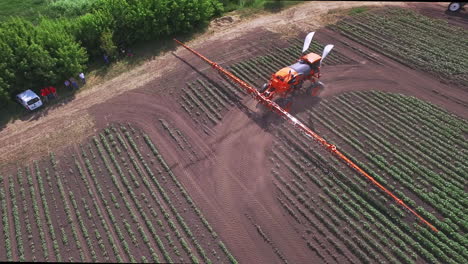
0;1;467;263
0;1;408;168
89;3;466;263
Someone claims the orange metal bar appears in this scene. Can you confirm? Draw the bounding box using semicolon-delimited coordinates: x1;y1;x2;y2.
174;39;439;233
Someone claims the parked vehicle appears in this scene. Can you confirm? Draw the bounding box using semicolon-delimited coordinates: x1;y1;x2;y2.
16;89;43;111
448;2;466;12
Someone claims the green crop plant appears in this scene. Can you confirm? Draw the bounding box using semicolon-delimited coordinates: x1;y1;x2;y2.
27;164;48;260
68;191;97;261
0;181;12;261
80;146;124;262
9;174;25;261
36;163;61;261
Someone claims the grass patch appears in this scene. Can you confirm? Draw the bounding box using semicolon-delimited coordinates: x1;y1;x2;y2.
348;6;369;16
0;0;98;22
0;0;49;21
222;0;304;17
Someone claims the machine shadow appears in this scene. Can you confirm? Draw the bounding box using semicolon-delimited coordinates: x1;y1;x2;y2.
249;94;322;133
171;52;323;134
444;9;468;20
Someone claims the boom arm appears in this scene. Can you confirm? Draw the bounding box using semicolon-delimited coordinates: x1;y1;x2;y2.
174;39;438;233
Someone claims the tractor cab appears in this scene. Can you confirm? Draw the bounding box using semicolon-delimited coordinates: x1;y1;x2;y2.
300;53;321;72
302;53;321;64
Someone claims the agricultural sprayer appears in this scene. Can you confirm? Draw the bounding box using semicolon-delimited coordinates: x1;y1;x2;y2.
173;33;438;233
257;32;334;111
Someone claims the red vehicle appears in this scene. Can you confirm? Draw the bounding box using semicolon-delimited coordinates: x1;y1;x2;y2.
257;32;334;111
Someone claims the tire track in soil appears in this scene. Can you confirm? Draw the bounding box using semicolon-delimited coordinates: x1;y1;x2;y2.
91;96;238;261
72;145;129;263
145;118;255;263
84;4;468;261
42;162;80;261
90;84;314;263
201;104;311;264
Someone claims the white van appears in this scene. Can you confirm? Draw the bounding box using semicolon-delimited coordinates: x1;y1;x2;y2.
16;89;43;111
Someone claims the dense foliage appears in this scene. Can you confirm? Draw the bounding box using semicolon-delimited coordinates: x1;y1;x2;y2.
0;18;87;102
0;0;223;104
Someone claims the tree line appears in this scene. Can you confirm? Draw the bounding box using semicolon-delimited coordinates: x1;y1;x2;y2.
0;0;223;104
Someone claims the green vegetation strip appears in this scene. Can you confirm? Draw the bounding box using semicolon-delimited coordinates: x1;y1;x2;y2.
271;90;468;263
330;7;468;87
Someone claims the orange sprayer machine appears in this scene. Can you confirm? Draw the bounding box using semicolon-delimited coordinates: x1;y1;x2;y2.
257;32;334;111
173;37;439;233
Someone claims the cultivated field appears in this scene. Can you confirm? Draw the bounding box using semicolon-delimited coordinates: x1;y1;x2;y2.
0;124;236;263
329;7;468;88
0;3;467;264
170;35;468;263
271;91;467;263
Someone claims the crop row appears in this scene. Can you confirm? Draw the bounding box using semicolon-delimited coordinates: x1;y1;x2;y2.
273;125;443;263
108;123;236;263
0;122;237;262
121;126;211;263
80;146;128;263
34;161;61;261
50;153;87;262
330;7;468;87
0;175;12;261
138;125;238;264
312;93;468;236
271;143;398;263
278;91;468;262
342;92;466;186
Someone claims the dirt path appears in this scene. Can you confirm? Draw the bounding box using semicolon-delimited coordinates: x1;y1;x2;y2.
0;1;406;168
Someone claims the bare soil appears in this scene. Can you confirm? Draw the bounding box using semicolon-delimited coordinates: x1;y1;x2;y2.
0;1;405;168
1;2;466;263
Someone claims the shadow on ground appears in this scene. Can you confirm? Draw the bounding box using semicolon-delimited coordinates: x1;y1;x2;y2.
444;9;468;20
0;88;78;130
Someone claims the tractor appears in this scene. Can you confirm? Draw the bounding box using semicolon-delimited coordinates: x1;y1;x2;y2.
256;32;334;111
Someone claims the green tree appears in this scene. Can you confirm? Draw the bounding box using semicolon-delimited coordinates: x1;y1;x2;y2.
0;17;87;104
74;10;114;57
99;28;117;58
0;18;55;93
0;0;224;105
37;18;88;82
0;37;15;102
